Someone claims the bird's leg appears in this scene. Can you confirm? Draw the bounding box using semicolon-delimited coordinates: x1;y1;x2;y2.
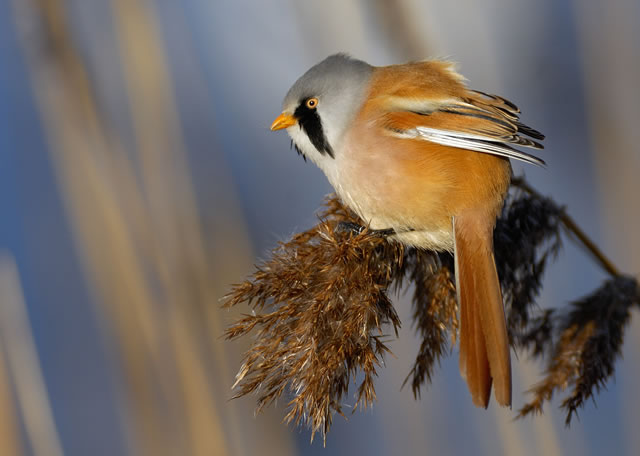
335;221;396;238
335;221;366;235
371;227;397;237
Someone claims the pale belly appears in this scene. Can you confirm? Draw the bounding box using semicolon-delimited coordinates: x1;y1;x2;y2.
390;228;454;251
327;162;455;251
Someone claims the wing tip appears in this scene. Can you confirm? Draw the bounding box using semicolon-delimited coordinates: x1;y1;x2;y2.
516;121;546;141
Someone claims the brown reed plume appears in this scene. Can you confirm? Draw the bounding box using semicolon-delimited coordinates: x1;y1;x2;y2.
224;199;404;443
224;176;640;441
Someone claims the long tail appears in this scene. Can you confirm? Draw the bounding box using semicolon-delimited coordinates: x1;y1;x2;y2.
454;213;511;408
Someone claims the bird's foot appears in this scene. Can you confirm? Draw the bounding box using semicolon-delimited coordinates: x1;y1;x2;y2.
336;221;396;238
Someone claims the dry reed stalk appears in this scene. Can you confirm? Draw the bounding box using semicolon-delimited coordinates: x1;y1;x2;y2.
0;254;63;456
12;1;295;455
13;1;174;452
0;343;23;456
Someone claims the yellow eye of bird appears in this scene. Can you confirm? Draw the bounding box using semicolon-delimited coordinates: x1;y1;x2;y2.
306;98;318;109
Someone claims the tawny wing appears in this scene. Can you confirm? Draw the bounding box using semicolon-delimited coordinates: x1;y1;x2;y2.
375;63;545;166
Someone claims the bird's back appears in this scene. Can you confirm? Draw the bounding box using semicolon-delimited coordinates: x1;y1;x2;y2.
337;60;512;250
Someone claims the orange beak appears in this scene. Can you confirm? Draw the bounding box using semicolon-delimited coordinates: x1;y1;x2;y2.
270;112;297;131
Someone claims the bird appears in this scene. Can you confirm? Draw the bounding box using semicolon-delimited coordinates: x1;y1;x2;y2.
270;53;545;408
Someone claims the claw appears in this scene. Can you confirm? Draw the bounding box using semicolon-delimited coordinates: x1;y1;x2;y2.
335;222;396;238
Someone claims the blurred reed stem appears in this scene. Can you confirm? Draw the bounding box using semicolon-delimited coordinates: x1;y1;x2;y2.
110;0;232;452
11;0;290;454
0;342;23;456
0;254;64;456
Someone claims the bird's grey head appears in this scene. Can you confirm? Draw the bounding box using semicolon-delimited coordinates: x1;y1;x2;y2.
279;54;373;162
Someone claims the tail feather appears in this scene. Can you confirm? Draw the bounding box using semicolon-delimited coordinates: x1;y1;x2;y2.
454;214;512;407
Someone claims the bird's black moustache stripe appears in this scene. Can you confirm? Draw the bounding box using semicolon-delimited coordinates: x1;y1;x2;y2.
294;101;334;158
290;140;306;162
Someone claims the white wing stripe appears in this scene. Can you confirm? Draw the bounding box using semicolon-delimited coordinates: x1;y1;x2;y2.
393;127;546;167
